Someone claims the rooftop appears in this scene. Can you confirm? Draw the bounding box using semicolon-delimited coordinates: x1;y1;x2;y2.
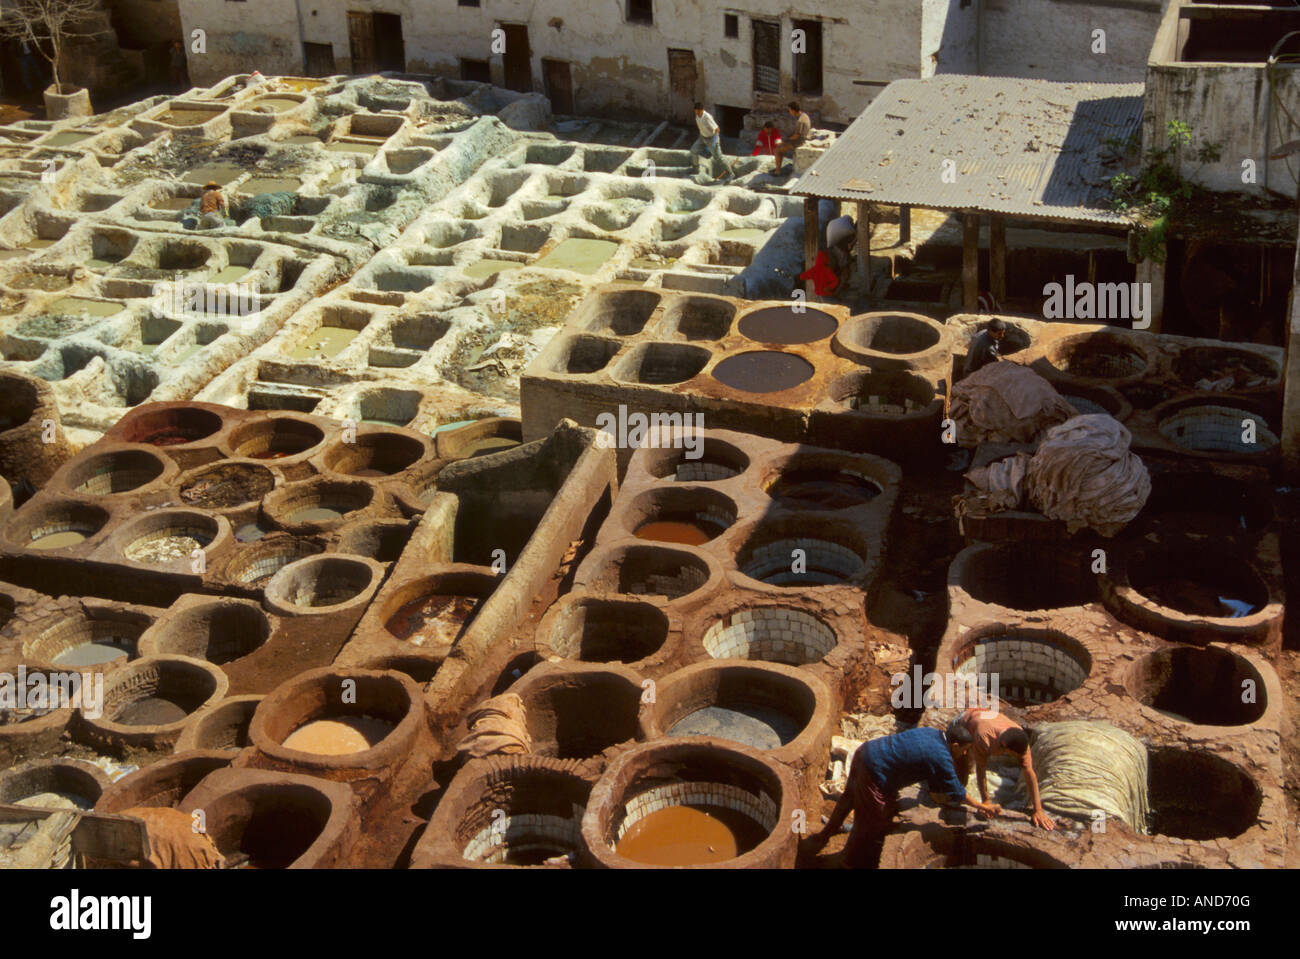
792;76;1145;226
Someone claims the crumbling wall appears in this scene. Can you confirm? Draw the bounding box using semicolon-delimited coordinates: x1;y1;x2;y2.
177;0;303;84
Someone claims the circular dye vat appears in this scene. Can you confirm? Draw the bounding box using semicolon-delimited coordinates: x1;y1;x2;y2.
737;306;837;344
29;530;88;550
634;518;726;545
285;506;343;524
667;705;799;750
766;468;881;510
712;351;814;393
614;804;768;866
1129;564;1266;618
281;716;394;755
180;463;275;509
116;696;189;726
54;639;131;667
384;594;482;647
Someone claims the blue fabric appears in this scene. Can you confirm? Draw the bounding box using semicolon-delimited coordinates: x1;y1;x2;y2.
856;727;966;799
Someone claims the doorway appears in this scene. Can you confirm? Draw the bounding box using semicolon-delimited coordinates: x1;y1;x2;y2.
348;11;403;73
501;23;532;93
373;12;405;72
303;42;336;78
542;59;574;114
667;48;697;125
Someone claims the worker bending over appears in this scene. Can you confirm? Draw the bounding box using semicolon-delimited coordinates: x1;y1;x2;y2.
802;726;1001;868
948;708;1056;831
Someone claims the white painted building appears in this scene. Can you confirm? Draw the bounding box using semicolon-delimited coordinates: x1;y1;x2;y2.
173;0;1164;127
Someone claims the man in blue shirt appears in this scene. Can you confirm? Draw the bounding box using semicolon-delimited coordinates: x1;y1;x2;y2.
801;726;1002;868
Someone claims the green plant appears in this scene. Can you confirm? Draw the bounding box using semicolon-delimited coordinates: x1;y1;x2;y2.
1107;120;1222;262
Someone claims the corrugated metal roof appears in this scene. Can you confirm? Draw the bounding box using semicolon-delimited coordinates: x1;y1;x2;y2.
792;76;1145;226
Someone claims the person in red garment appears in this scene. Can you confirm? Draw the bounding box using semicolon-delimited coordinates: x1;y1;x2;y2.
752;121;782;157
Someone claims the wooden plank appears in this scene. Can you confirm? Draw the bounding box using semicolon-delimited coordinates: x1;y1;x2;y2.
803;196;819;295
71;813;151;862
856;201;871;287
899;203;911;244
962;212;980;309
989;215;1006;305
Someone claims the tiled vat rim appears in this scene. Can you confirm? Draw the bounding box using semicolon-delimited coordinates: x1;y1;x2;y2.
462;803;586;863
612;781;780;846
740;538;864;583
703;608;838;663
932;613;1286;763
953;635;1090;706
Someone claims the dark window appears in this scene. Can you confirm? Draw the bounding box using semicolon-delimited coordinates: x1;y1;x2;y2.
627;0;653;25
792;19;823;96
460;58;491;83
724;14;739;38
717;104;746;138
752;19;780;94
459;0;480;5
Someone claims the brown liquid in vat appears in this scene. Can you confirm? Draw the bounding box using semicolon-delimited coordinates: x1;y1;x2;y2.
615;804;767;865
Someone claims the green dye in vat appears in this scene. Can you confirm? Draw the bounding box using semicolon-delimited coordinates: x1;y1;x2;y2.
0;250;28;260
463;259;523;279
158;109;223;126
151;197;196;211
240;177;301;195
533;238;619;275
9;273;70;291
29;529;87;550
431;419;476;435
718;228;768;243
183;162;243;185
24;238;56;250
288;326;359;359
234;522;266;542
133;343;160;356
325;141;380;155
284;134;322;144
45;131;93;147
209;265;251;283
286;506;344;523
86;256;121;269
47;297;123;317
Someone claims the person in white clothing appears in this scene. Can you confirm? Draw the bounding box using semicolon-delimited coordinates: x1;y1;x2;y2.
690;103;737;180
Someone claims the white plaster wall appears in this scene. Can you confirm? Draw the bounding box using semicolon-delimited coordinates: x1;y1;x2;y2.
179;0;306;79
178;0;928;124
921;0;979;77
1143;63;1300;199
980;0;1166;82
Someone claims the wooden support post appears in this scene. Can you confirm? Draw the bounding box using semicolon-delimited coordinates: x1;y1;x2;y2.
962;212;980;310
899;204;912;245
856;201;870;290
803;196;819;296
989;215;1006;308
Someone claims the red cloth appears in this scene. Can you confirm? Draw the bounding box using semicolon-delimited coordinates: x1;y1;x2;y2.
799;250;840;296
752;128;782;156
